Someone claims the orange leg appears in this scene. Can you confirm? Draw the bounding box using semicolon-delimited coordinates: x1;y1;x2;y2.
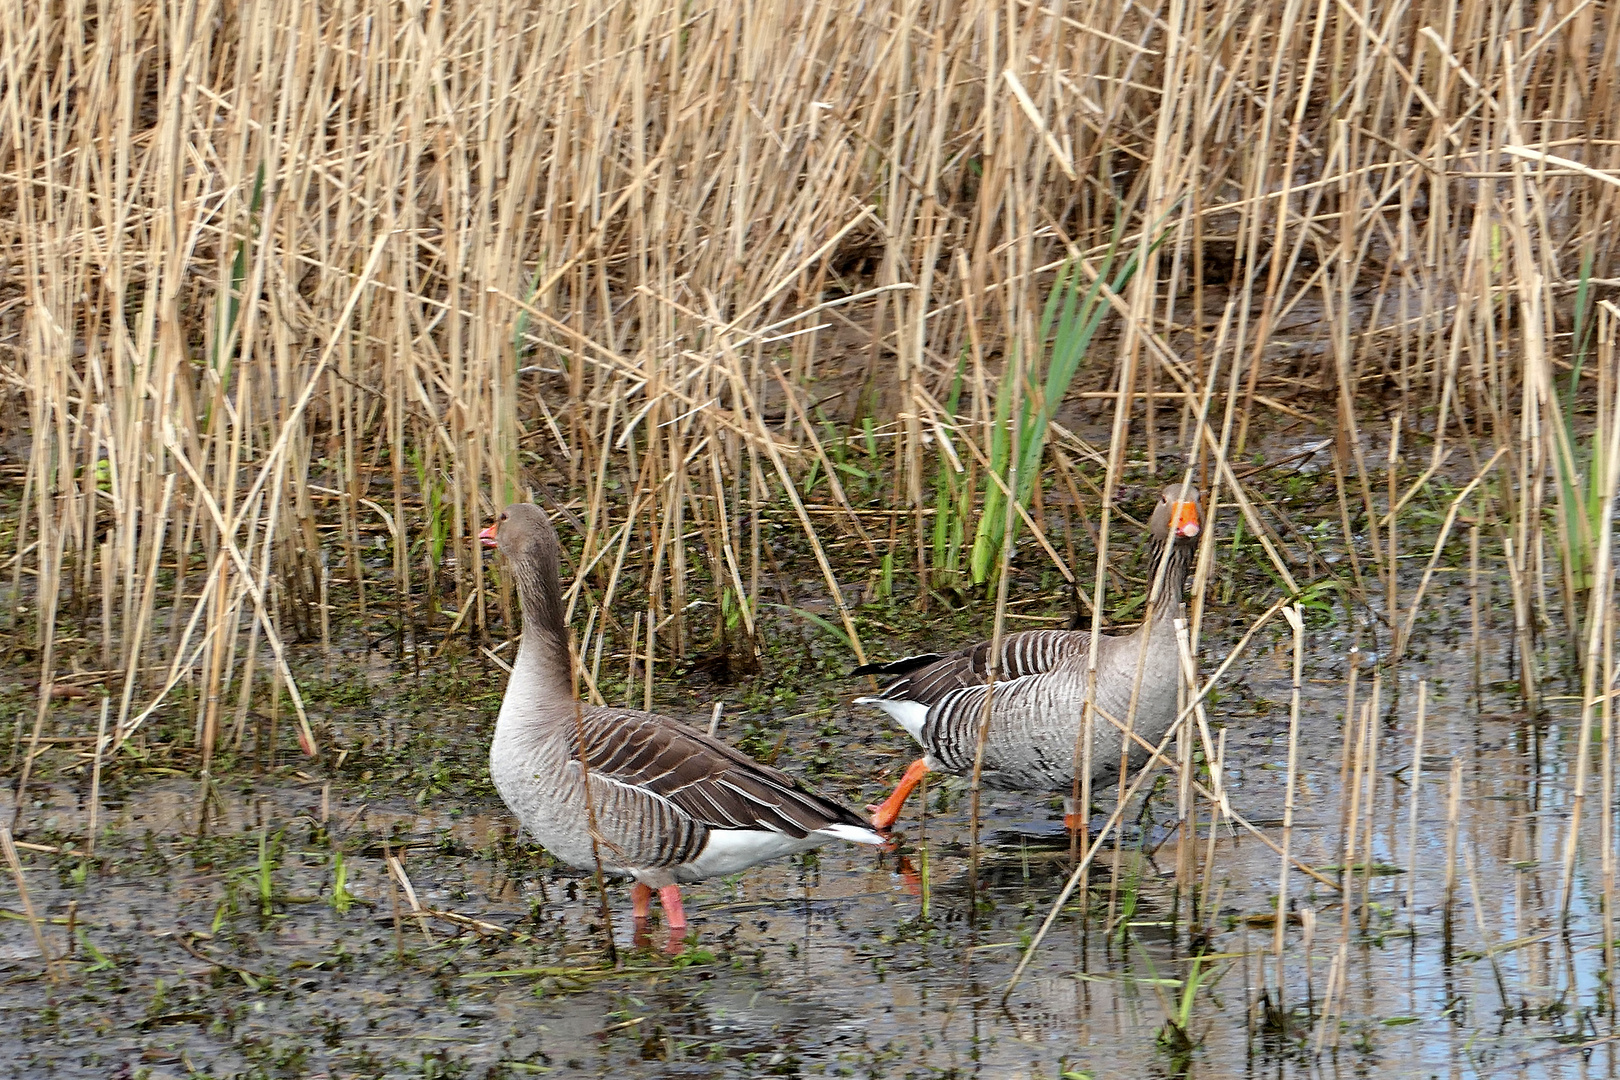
1063;797;1084;833
894;853;923;897
868;758;931;831
630;882;653;921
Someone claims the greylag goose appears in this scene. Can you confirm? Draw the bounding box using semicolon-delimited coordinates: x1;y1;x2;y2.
854;484;1202;830
480;503;882;943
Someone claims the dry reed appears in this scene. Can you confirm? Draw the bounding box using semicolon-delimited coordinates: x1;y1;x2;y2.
2;0;1619;1048
2;0;1614;758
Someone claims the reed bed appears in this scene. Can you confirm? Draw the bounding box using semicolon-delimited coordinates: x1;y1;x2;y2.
3;0;1620;1063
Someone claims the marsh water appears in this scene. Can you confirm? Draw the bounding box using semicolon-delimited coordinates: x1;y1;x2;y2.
3;497;1617;1079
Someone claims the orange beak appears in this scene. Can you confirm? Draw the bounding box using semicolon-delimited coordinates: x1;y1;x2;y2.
478;522;499;549
1169;500;1200;539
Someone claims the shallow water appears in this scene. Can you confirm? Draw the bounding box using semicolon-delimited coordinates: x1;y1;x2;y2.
4;560;1618;1078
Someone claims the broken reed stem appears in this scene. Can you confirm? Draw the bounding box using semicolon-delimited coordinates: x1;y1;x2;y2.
1275;605;1305;1002
1470;522;1483;705
625;612;641;711
1173;616;1229;924
1602;579;1617;1006
1175;680;1195;933
1502;536;1541;715
1464;846;1513;1013
87;697;109;857
0;825;60;983
1596;310;1618;1006
1387;422;1401;660
1337;658;1360;848
1340;700;1371;940
1359;675;1381;932
917;771;930;921
386;852;435;946
382;840;406;965
1299;907;1317;1012
1404;680;1427;928
1314;941;1349;1055
643;602;656;716
1443;759;1464;940
1197;728;1227;923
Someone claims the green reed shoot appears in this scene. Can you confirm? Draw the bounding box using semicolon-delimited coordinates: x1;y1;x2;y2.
970;222;1147;586
411;447;452;570
1548;246;1605;608
208;161;265;384
931;352;971;588
257;828;277;918
330;850;354;915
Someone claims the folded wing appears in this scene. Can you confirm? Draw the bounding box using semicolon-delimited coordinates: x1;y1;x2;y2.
568;707;870;839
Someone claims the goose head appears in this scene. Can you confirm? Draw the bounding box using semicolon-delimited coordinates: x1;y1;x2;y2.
1148;484;1202;546
480;503;559;566
479;503;569;655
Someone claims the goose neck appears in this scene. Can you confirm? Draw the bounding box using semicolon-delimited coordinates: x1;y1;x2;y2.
1142;539;1192;624
508;558;574;703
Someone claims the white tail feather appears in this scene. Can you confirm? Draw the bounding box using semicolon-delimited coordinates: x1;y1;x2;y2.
817;822;885;846
853;695;930;741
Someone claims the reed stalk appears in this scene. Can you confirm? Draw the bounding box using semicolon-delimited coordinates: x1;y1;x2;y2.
2;0;1613;758
2;0;1619;1049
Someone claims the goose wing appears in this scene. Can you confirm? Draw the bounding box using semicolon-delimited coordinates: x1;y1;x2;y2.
859;629;1090;707
566;706;872;839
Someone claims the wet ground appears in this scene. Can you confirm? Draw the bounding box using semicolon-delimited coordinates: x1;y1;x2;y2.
4;498;1618;1078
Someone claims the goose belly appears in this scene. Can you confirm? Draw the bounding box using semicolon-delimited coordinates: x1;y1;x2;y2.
1088;667;1181;771
489;748;625;874
979;705;1089;792
928;682;1087;790
932;672;1181;793
673;830;825;882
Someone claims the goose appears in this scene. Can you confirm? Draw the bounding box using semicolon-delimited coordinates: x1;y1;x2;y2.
854;484;1202;831
480;503;883;946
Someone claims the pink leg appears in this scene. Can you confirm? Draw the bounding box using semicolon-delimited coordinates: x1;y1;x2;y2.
630;882;653;921
868;758;930;831
657;884;687;929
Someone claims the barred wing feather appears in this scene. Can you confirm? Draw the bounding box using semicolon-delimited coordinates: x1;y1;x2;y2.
868;629;1090;707
568;707;866;839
